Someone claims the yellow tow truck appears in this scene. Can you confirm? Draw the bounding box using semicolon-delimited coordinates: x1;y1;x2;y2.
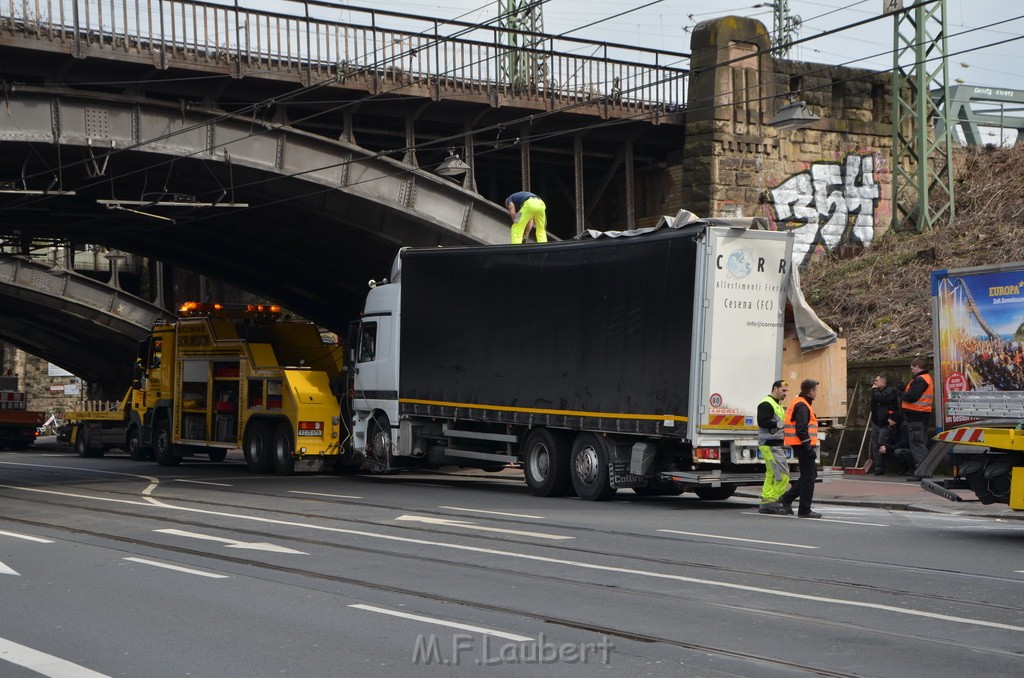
929;391;1024;510
65;302;353;474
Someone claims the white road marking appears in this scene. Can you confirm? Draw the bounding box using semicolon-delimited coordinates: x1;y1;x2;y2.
154;528;308;555
395;514;572;541
3;462;1020;634
804;517;889;527
0;529;54;544
174;479;233;487
123;557;229;579
349;604;532;642
0;560;19;576
745;512;889;527
658;529;818;550
0;636;111;677
439;506;544;519
289;490;363;500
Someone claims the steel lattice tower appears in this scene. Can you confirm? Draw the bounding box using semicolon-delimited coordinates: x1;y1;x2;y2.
891;0;955;231
498;0;546;90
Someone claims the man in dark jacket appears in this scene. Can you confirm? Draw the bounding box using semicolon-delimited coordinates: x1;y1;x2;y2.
780;379;822;518
881;410;914;475
901;358;934;481
869;374;900;475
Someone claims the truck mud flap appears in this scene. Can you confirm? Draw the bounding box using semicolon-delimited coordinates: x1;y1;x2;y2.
609;462;646;489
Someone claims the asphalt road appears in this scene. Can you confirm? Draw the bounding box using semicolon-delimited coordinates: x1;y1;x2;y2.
1;440;1022;677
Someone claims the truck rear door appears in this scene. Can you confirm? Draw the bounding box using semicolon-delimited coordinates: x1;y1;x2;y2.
690;226;792;447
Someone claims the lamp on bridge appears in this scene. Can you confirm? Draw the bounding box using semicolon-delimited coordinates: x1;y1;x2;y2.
768;99;820;130
435;151;471;177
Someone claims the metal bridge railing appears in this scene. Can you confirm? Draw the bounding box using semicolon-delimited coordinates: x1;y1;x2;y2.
2;0;688;114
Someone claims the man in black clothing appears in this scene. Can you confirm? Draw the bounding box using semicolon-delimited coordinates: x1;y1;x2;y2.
869;374;900;475
881;411;914;475
780;378;822;519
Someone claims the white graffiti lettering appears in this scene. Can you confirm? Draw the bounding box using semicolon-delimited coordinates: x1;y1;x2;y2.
770;154;880;264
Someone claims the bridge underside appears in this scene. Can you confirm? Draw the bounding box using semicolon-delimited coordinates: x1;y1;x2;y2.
0;255;172;395
0;88;512;332
0;24;685;385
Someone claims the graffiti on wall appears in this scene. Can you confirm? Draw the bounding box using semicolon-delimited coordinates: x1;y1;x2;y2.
770;154;881;264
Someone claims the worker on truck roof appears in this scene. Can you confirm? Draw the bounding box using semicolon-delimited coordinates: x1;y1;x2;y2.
505;191;548;244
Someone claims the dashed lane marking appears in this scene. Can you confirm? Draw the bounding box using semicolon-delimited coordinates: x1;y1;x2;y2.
439;506;545;519
0;636;111;677
658;529;818;549
349;604;532;642
122;557;229;579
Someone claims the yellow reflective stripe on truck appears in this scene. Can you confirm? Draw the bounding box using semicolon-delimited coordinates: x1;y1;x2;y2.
399;398;687;422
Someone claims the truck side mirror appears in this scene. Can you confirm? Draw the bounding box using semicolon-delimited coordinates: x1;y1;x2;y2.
347;321;360;364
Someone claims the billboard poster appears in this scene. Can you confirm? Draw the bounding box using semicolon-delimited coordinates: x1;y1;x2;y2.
935;267;1024;427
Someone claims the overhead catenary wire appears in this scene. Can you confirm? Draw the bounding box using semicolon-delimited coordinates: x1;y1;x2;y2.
3;0;1018;237
0;0;687;212
2;0;1003;220
68;25;1024;246
0;0;694;210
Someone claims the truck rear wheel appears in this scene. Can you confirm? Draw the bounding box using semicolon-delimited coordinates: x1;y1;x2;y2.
74;427;102;458
271;422;295;476
243;421;274;473
208;450;228;463
693;485;737;501
570;433;616;501
522;428;571;497
153;419;181;467
127;427;151;461
74;428;89;457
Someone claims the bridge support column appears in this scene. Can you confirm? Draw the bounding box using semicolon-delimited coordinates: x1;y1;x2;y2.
519;142;531;191
574;135;584;235
625;141;635;230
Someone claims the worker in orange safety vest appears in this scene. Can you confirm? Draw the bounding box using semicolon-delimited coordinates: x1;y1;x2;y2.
779;378;822;518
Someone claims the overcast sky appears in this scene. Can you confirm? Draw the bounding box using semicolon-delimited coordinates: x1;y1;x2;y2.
349;0;1023;92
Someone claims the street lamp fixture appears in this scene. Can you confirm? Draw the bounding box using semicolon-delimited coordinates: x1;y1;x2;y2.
436;152;471;177
768;100;820;130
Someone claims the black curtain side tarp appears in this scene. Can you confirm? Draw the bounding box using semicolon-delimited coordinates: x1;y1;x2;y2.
398;227;699;425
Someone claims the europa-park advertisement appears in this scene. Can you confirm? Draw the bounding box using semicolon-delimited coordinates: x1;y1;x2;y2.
935;266;1024;427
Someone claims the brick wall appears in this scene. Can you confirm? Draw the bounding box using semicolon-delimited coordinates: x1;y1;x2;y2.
683;16;895;267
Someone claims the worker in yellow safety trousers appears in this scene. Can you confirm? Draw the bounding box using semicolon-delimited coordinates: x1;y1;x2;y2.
505;191;548;243
757;379;792;515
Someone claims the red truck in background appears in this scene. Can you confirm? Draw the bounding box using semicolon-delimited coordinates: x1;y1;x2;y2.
0;374;44;450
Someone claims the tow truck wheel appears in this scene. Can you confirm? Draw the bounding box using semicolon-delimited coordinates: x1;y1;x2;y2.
243;421;274;473
569;433;616;501
127;427;151;461
271;422;295;476
522;428;571;497
74;428;89;457
693;485;737;501
153;419;181;467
